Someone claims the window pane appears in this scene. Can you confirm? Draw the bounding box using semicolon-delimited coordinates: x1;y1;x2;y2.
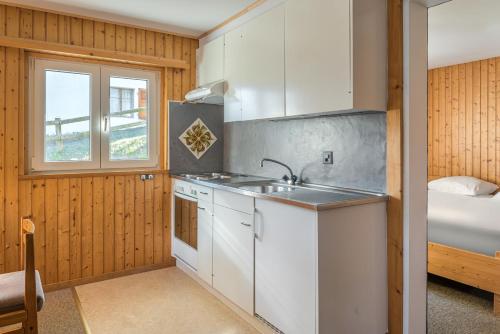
45;70;91;162
109;77;149;161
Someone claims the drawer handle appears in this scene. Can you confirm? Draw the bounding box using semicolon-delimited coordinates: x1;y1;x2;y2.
240;222;251;227
200;191;209;195
198;207;206;211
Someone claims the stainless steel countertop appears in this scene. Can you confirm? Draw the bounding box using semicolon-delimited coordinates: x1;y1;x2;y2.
170;173;387;211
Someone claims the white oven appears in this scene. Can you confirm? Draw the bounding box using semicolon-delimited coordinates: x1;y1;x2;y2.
172;180;199;269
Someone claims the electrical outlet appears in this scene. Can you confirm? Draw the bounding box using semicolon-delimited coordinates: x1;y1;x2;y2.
322;151;333;164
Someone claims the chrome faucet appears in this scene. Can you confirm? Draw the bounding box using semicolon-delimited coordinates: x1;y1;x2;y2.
260;158;298;185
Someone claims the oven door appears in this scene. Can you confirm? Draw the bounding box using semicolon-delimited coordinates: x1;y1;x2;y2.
172;191;198;269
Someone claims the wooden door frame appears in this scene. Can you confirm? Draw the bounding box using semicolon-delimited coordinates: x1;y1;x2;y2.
388;1;447;333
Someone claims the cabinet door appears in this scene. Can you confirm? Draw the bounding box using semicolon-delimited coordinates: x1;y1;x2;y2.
197;200;213;286
197;35;224;87
213;204;254;314
223;27;244;122
285;0;352;116
254;199;316;334
241;5;285;120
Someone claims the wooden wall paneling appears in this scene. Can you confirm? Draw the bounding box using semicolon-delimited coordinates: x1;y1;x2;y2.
0;46;5;273
32;11;46;41
124;175;135;269
125;27;136;54
19;9;32;39
429;56;500;185
44;179;57;284
451;65;459;175
173;36;183;101
145;31;155;57
92;177;104;276
69;178;82;280
465;62;473;176
165;34;174;100
82;19;94;48
496;57;500;182
103;176;115;273
45;13;58;43
387;0;403;333
458;64;466;176
144;178;154;265
427;70;433;178
163;176;173;264
115;25;126;52
472;61;481;178
81;177;93;278
4;47;19;273
480;60;488;180
114;176;125;271
445;67;452;175
70;17;83;46
135;29;145;55
134;176;145;267
57;178;70;282
93;21;105;49
0;2;199;286
31;180;45;281
181;38;191;94
104;23;115;51
488;59;496;182
153;175;163;264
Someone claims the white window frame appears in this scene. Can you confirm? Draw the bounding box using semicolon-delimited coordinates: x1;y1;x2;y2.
100;66;159;169
30;57;160;172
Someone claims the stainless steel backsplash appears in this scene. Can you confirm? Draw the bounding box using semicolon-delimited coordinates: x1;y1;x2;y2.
223;113;387;193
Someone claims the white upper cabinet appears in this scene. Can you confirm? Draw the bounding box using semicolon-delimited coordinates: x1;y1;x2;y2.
223;26;245;122
223;5;285;122
285;0;387;116
285;0;351;116
241;5;285;121
197;35;224;87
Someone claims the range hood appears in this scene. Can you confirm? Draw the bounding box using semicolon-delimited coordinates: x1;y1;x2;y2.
184;80;224;105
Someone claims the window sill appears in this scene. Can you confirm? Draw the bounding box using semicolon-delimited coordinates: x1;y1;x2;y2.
19;168;167;180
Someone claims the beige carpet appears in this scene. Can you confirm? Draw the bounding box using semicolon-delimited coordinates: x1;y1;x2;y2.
75;267;260;334
428;274;500;334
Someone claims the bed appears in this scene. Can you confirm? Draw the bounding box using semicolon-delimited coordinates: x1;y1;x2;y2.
427;181;500;315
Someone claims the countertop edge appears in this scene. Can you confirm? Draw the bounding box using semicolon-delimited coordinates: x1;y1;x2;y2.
170;174;387;211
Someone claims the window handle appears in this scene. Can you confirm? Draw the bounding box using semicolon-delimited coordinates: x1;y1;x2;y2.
104;116;109;132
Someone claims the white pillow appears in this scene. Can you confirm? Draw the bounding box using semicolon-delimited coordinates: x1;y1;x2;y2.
428;176;498;196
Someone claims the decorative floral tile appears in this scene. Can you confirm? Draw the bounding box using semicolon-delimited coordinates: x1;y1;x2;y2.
179;118;217;159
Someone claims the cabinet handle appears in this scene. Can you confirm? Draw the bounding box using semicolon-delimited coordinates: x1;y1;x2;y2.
198;207;206;211
200;191;209;195
240;222;251;227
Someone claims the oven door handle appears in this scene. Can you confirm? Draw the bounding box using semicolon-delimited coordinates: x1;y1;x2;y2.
174;192;198;202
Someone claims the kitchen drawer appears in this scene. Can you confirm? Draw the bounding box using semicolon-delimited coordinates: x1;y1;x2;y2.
214;189;254;214
192;184;213;203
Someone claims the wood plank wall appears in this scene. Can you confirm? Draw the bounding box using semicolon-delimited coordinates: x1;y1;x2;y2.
0;4;198;286
428;57;500;185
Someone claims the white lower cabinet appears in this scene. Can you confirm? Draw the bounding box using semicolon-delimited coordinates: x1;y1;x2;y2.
254;198;317;334
212;203;254;314
197;200;213;286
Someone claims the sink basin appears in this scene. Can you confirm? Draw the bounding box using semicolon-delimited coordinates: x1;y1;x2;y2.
236;182;294;194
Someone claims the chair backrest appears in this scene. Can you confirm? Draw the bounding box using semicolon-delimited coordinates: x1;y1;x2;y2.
20;217;37;333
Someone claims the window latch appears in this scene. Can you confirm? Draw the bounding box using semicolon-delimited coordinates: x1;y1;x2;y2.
103;116;109;132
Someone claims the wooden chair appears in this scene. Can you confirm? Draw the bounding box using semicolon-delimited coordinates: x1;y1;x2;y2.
0;217;44;334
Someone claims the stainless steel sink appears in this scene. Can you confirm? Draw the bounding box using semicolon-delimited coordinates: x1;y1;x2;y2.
236;182;294;194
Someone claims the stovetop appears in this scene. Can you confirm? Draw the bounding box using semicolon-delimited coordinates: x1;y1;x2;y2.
178;172;247;181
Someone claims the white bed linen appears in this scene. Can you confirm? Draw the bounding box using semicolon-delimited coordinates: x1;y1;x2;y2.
428;190;500;256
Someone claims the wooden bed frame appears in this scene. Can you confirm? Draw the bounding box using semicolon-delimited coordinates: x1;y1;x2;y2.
428;242;500;315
